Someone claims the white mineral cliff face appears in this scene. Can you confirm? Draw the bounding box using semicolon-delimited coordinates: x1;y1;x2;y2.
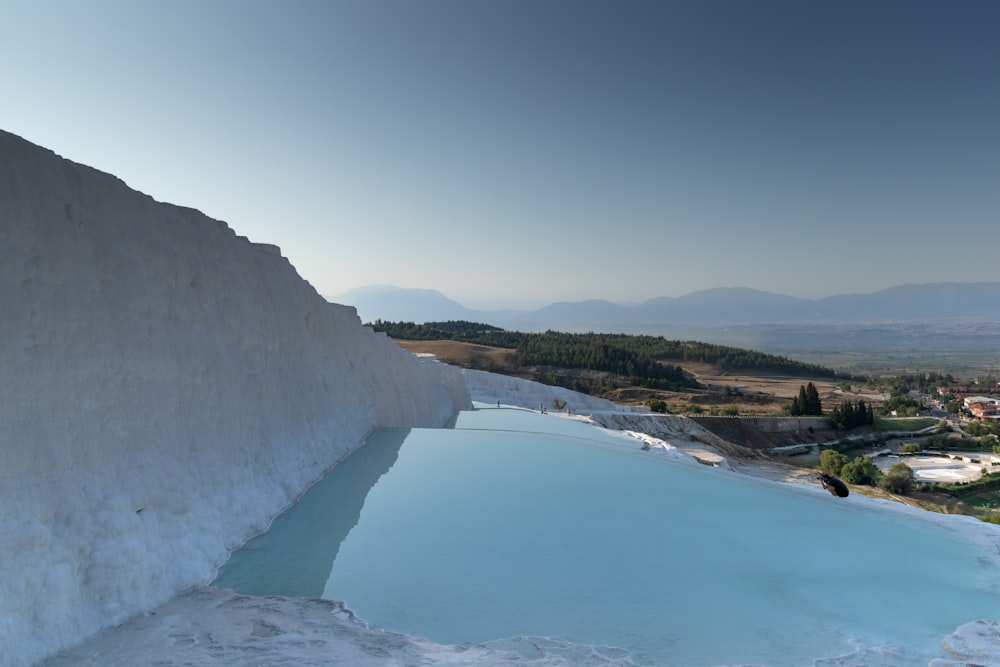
0;130;470;666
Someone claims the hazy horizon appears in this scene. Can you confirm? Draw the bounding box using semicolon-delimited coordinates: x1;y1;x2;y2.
4;1;998;311
334;279;1000;312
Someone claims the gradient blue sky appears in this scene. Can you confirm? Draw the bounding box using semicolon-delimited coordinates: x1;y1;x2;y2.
3;0;998;309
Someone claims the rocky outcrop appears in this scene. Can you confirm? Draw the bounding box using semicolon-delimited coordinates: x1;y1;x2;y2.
0;130;469;666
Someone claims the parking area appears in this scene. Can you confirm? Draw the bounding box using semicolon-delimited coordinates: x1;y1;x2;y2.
876;453;1000;483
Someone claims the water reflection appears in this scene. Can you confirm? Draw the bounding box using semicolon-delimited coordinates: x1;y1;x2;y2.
214;414;1000;665
214;429;408;597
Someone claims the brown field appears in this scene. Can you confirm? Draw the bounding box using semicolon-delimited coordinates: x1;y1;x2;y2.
394;339;871;415
395;339;517;371
394;340;997;518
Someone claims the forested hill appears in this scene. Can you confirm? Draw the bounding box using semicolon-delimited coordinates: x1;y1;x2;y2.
370;320;851;387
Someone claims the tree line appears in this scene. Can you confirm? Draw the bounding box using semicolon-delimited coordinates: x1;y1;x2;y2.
872;371;999;395
789;383;822;416
370;320;523;347
829;399;875;429
514;332;690;390
773;383;877;425
370;320;853;389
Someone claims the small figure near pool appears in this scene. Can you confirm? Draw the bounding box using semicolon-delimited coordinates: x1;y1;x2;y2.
818;472;849;498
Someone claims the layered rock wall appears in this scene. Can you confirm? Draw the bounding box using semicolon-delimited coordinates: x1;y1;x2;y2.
0;131;469;666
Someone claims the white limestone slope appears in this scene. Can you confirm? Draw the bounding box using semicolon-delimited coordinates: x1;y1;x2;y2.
26;361;1000;667
460;367;626;413
0;130;470;667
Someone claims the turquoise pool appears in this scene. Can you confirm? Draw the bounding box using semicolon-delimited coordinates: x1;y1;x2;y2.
215;406;1000;666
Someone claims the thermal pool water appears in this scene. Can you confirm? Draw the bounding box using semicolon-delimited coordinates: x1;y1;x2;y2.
215;406;1000;666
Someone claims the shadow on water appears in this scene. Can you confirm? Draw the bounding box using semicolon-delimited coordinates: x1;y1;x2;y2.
211;412;1000;665
213;429;409;597
441;410;460;429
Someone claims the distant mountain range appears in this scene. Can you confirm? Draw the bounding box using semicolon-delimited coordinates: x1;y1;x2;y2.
330;282;1000;334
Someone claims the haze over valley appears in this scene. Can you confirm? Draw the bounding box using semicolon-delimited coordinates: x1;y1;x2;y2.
5;2;998;310
334;284;1000;374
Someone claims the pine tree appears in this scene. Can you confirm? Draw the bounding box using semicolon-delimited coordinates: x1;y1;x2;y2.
791;385;808;416
805;382;822;415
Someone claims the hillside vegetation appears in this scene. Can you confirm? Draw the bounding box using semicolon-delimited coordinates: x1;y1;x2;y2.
372;319;857;397
379;321;1000;524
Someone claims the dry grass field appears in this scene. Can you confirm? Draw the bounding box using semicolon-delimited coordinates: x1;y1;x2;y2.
394;339;871;415
395;339;516;371
394;340;997;518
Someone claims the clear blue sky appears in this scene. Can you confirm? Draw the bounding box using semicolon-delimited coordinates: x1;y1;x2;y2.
3;0;997;309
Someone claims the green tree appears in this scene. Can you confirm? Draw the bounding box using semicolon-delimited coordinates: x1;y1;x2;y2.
819;449;849;476
805;382;822;415
840;456;882;486
791;385;809;416
791;383;823;416
830;399;874;429
879;462;915;494
645;398;668;414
